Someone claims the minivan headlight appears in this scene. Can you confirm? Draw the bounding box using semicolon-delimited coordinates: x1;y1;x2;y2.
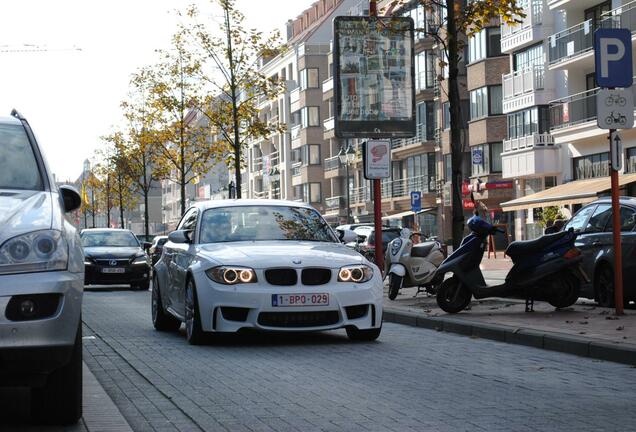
0;230;68;275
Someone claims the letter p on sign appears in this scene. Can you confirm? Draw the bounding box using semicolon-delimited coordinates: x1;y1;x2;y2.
595;29;633;88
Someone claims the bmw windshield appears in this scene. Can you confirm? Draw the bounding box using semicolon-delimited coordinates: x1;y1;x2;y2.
199;205;338;243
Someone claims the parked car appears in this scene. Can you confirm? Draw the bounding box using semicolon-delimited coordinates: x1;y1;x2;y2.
563;197;636;306
336;223;374;232
152;200;382;344
136;234;156;244
0;110;84;424
149;235;169;265
81;228;152;290
351;227;402;263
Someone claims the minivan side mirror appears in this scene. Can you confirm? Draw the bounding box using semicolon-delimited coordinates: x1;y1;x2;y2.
59;185;82;213
168;230;191;244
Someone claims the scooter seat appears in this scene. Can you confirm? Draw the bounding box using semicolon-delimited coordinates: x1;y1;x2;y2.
411;241;437;258
505;230;570;258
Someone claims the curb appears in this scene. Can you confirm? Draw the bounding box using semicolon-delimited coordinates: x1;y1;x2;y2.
383;307;636;365
83;363;134;432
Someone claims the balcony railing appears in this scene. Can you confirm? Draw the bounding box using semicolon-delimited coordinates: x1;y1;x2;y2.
501;0;543;38
391;124;434;150
323;116;335;132
298;43;331;57
503;133;555;153
252;156;263;173
253;190;268;199
550;82;636;130
290;124;301;140
324;155;341;172
546;0;636;66
381;175;436;199
325;196;346;210
291;162;302;177
290;87;300;104
323;77;333;93
502;64;545;100
351;187;370;204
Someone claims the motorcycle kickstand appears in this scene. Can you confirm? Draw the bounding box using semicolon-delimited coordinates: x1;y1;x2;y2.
525;292;535;313
414;286;425;298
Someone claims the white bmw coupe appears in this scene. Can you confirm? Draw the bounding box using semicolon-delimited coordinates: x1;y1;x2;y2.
152;200;383;344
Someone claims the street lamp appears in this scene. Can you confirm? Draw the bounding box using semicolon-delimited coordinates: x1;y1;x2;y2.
269;167;281;198
337;142;356;224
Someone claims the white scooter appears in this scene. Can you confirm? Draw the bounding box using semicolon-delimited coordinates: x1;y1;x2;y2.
384;229;446;300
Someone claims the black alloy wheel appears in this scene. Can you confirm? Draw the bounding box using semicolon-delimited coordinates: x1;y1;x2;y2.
152;275;181;331
185;278;205;345
436;277;472;313
596;265;615;308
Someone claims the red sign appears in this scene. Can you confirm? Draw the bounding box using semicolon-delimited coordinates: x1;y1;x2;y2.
461;182;470;195
484;181;513;190
463;199;475;210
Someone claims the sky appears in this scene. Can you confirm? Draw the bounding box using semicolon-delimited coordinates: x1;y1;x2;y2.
0;0;315;182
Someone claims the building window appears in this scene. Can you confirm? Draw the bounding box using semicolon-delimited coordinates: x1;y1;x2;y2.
300;68;319;89
507;106;550;139
301;106;320;127
415;51;435;91
416;101;436;140
573;152;610;180
627;147;636;173
301;144;321;165
490;142;503;173
405;153;437;192
514;43;544;71
443;102;450;130
304;183;321;203
470;86;502;120
444;154;452;181
471;142;502;176
468;27;501;63
545;176;557;189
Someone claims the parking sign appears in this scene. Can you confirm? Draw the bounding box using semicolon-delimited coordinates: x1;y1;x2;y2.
410;191;421;213
594;29;633;88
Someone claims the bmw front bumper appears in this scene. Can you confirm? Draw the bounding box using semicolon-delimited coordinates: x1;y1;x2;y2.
191;270;383;333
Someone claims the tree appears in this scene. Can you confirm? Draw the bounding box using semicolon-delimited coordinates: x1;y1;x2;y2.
84;169;101;228
102;132;138;228
181;0;286;199
146;34;220;215
121;68;170;237
385;0;523;248
93;148;115;228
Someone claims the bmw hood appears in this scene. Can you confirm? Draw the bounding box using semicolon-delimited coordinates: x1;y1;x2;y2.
198;241;366;269
0;190;53;245
83;247;143;260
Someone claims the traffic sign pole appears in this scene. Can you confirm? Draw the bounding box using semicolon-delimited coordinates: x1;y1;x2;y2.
609;127;624;315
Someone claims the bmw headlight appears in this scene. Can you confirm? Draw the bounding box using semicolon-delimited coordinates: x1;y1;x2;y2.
390;238;402;256
0;230;68;275
338;265;373;283
206;266;257;284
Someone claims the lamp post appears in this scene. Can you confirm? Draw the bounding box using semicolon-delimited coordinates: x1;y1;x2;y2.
270;167;281;199
338;141;356;224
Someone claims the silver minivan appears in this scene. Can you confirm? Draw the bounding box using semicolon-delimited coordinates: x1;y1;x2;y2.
0;110;84;424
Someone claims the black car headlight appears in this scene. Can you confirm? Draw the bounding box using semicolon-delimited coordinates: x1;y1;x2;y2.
206;266;257;284
338;265;373;283
0;230;68;275
390;238;402;256
132;255;149;265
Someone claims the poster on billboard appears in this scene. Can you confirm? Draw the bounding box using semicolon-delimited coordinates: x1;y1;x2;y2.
363;139;391;179
334;16;416;139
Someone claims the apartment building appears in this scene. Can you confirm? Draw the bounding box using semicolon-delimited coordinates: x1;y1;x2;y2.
499;0;636;239
245;0;360;215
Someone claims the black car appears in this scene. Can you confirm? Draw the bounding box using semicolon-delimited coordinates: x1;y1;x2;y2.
564;197;636;306
148;235;169;265
81;228;152;290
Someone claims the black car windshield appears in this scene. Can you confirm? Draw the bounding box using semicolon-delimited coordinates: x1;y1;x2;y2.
81;231;140;247
0;124;43;190
199;205;338;243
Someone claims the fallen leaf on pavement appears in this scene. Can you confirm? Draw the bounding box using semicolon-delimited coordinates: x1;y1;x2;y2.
617;326;625;331
579;321;589;325
606;316;620;320
565;320;573;323
579;331;586;334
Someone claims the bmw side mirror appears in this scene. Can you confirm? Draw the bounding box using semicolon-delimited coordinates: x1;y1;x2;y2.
143;242;152;251
59;185;82;213
336;229;357;244
168;230;191;244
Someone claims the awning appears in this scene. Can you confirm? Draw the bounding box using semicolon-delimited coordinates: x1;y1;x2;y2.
381;208;435;221
500;173;636;212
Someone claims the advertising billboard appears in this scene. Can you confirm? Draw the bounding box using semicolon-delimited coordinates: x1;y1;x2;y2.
334;16;416;138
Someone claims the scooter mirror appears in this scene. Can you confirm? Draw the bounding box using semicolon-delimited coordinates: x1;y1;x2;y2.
400;228;411;238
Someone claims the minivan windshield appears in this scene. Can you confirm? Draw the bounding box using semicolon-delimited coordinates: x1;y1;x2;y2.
81;231;140;248
199;205;338;244
0;124;43;190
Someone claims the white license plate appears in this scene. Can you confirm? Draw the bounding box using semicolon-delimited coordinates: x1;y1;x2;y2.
102;267;126;274
272;293;329;307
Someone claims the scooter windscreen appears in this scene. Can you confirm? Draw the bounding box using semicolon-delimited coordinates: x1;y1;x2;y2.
467;215;493;237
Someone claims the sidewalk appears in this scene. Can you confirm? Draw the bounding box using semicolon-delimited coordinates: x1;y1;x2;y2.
383;257;636;365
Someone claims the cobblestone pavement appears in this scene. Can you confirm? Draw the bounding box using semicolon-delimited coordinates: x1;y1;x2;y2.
82;289;636;432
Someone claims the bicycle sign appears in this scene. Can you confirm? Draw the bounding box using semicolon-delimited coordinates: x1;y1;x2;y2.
597;88;634;129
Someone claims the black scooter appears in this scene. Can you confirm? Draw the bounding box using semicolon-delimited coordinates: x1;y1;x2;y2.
432;216;589;313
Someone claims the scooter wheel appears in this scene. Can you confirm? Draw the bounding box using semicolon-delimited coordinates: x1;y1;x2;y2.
388;274;402;300
548;271;580;309
436;277;471;313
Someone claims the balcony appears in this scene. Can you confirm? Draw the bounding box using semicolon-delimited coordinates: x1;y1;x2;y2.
325;196;346;212
502;65;554;113
297;43;331;57
351;187;370;204
391;124;435;151
323;116;335;133
291;162;302;177
251;156;263;176
501;0;545;53
290;87;300;112
502;133;560;179
324;155;341;172
253;190;268;199
323;77;333;93
381;175;437;199
546;0;636;69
